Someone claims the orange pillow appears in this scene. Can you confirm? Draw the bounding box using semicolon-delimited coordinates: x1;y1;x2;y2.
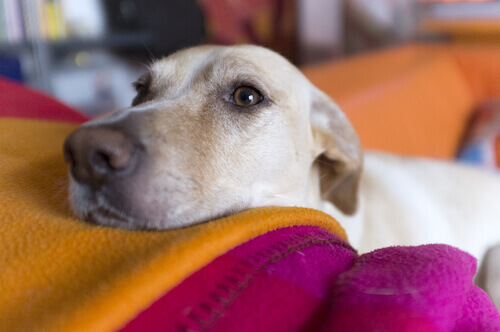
303;46;475;159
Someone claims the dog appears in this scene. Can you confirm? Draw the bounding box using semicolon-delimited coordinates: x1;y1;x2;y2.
63;45;362;231
64;45;500;305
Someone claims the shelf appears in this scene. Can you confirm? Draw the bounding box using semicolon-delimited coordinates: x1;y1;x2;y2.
50;32;154;53
422;19;500;37
0;32;154;56
0;42;32;55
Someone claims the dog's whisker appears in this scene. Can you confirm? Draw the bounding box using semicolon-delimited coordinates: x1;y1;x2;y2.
52;180;68;196
314;159;334;167
267;193;298;204
130;56;152;70
319;173;330;181
141;40;157;63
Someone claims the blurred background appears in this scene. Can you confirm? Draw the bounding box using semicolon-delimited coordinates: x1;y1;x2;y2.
0;0;499;115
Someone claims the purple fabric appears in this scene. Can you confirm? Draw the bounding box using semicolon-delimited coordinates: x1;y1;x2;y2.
323;245;500;331
121;226;500;332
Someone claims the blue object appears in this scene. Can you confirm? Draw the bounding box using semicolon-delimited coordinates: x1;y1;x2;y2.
0;56;23;82
457;143;483;165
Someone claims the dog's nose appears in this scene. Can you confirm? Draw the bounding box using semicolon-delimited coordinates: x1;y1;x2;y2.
63;126;137;187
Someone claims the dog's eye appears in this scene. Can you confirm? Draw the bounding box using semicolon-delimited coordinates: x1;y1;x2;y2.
132;84;148;106
133;82;148;96
132;72;152;106
232;87;262;107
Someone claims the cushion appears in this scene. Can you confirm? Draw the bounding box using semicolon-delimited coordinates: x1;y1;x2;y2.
457;99;500;170
0;78;88;123
447;44;500;102
302;45;476;159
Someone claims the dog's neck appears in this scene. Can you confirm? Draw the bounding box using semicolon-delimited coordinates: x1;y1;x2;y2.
308;162;324;210
309;161;364;248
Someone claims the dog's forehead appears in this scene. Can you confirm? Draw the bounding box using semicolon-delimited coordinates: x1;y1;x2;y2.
149;45;300;88
149;46;216;82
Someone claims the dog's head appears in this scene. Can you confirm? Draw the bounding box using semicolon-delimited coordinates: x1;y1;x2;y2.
64;45;362;230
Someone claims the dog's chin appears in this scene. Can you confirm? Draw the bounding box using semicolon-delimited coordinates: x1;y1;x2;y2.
68;180;247;231
75;201;245;231
84;207;144;230
71;198;214;231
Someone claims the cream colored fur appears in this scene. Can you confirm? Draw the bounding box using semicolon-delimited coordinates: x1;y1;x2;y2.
326;152;500;262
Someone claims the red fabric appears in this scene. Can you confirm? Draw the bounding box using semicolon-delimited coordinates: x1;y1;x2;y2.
0;78;88;123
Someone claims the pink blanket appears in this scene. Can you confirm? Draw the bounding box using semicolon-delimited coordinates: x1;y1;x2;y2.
121;226;499;331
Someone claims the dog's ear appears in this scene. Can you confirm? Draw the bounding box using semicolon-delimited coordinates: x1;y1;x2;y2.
310;86;363;215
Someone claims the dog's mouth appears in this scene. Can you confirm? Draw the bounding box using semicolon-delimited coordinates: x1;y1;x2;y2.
86;206;131;226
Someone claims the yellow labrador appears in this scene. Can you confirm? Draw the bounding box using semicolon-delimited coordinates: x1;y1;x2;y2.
64;46;500;307
64;45;362;230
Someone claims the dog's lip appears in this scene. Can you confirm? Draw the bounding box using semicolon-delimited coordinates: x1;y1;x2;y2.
88;206;129;224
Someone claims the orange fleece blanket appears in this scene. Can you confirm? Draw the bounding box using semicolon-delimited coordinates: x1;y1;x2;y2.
0;118;346;331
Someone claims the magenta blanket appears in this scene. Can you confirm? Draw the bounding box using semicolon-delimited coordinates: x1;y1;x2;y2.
120;226;499;331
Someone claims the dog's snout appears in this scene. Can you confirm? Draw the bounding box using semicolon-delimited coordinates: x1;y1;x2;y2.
63;126;138;187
